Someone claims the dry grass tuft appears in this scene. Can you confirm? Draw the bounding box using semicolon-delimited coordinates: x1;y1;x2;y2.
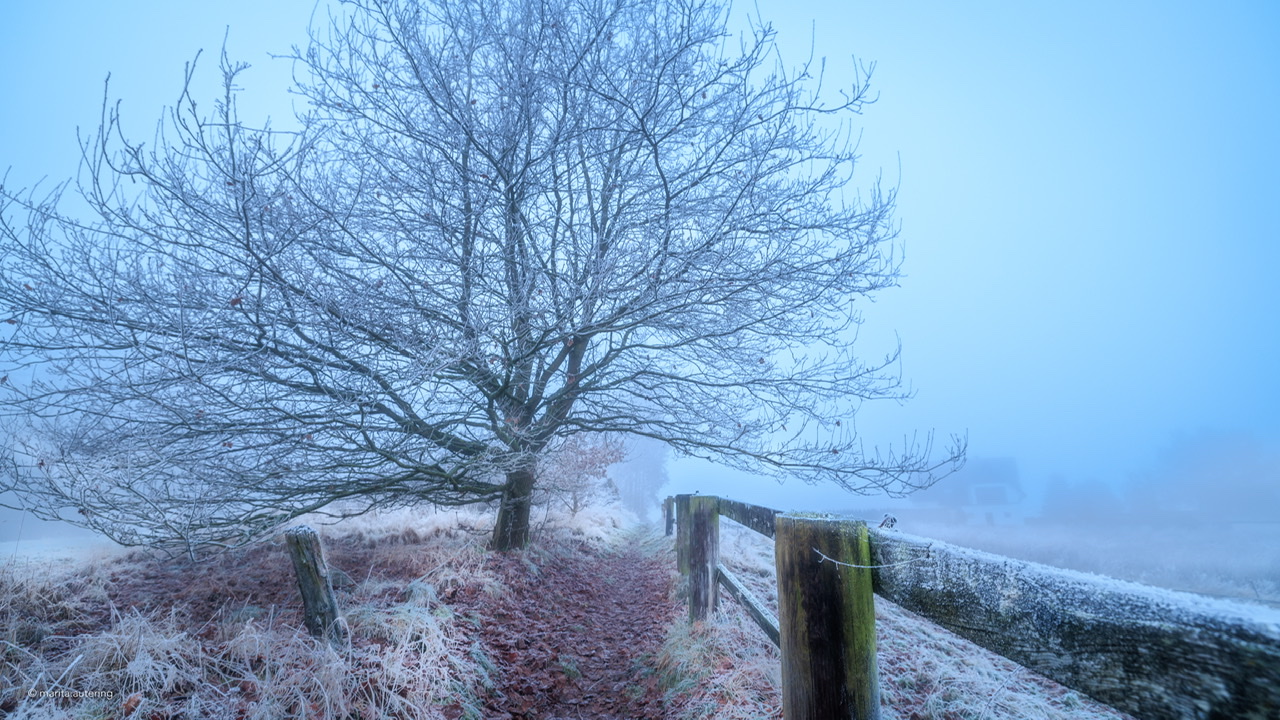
656;607;783;720
532;503;639;549
655;527;782;720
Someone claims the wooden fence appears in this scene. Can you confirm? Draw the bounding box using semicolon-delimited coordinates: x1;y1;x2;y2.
662;494;1280;720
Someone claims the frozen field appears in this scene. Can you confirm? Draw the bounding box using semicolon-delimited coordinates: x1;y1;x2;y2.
885;519;1280;607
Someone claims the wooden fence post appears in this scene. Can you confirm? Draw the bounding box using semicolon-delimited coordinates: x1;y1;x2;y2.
675;494;692;576
664;496;675;536
285;526;348;646
775;514;880;720
687;495;720;622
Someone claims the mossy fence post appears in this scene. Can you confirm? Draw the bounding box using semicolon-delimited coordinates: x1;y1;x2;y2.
285;526;348;646
663;495;675;536
687;495;720;621
775;514;880;720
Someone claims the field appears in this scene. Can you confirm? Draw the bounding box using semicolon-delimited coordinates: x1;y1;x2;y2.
1;504;687;719
882;519;1280;607
7;503;1270;718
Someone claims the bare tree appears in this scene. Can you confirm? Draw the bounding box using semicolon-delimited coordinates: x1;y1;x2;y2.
0;0;963;554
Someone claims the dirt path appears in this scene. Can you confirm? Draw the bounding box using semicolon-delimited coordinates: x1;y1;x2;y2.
452;532;678;720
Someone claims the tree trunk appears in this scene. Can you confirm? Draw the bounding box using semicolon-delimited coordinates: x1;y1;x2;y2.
491;462;537;550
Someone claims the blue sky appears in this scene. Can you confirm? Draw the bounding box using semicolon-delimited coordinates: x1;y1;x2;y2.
3;1;1278;519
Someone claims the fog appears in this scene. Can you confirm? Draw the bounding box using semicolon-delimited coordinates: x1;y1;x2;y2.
2;1;1278;586
659;1;1280;532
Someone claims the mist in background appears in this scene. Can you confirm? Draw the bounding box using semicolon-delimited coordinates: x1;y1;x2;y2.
2;1;1278;568
662;0;1280;530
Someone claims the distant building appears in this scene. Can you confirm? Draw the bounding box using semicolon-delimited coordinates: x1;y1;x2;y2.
909;457;1029;525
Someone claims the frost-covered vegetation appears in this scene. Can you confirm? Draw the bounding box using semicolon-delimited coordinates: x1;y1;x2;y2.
12;494;1250;718
0;0;962;556
0;504;638;719
656;602;782;720
710;519;1137;720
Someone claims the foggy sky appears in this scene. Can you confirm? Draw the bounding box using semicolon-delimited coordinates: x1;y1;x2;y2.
2;0;1277;524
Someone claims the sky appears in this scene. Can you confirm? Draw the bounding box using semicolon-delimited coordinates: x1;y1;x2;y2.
2;0;1278;532
676;0;1280;511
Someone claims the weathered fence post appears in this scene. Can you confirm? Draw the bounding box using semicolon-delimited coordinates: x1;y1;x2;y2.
675;494;692;576
285;526;348;646
775;514;880;720
687;495;720;622
663;496;675;536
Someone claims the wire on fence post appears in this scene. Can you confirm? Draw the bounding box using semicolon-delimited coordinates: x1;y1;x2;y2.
814;545;932;569
775;514;880;720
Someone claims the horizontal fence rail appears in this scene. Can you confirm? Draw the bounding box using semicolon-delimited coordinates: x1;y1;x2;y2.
715;563;780;647
716;497;779;538
869;527;1280;720
667;494;1280;720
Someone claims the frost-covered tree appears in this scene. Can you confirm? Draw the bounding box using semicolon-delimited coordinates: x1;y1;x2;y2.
537;434;626;516
0;0;963;554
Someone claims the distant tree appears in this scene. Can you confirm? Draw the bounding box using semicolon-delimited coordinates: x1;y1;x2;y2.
0;0;963;554
610;436;669;520
537;434;626;516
